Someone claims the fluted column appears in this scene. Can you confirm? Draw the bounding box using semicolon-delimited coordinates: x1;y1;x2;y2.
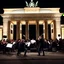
53;20;56;40
36;20;39;40
16;21;20;40
3;18;9;40
8;21;10;40
45;20;48;39
25;21;28;40
55;17;61;39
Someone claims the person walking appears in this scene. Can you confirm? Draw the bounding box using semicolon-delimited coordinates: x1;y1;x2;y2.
38;35;45;56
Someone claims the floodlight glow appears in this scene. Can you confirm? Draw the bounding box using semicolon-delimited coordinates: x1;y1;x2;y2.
62;13;64;16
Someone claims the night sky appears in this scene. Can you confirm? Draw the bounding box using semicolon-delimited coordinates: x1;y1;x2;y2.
0;0;63;8
0;0;64;25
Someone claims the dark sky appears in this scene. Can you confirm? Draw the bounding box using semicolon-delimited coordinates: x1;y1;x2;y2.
0;0;63;13
0;0;64;25
0;0;64;12
0;0;64;8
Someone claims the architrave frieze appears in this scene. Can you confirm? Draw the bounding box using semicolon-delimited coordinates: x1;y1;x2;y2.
1;13;62;21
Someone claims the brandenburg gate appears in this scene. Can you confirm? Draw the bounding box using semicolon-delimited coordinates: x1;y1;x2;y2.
1;0;62;40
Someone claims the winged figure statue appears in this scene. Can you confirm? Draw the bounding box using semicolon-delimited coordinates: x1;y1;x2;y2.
25;0;38;7
25;1;29;7
35;1;38;7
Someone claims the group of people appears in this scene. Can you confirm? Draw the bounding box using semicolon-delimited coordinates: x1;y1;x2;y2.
0;35;64;56
16;35;45;56
0;35;45;56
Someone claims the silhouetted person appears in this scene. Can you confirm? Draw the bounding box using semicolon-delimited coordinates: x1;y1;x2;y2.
17;39;25;56
58;38;62;51
38;35;45;56
2;39;7;54
24;39;30;56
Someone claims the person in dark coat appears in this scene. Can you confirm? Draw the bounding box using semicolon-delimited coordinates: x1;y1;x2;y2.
17;39;25;56
2;39;7;54
38;35;45;56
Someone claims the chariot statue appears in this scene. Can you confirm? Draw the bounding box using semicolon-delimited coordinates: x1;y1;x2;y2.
25;0;38;7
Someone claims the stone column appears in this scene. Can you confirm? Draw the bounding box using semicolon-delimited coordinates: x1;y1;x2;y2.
25;21;28;40
55;17;61;39
17;21;20;40
53;20;56;40
8;21;10;40
3;18;9;39
36;20;39;40
45;20;48;39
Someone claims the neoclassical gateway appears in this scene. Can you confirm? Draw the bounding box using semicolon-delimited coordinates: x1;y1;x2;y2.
0;0;63;40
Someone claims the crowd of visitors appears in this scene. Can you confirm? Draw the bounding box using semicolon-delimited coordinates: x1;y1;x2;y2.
0;35;64;56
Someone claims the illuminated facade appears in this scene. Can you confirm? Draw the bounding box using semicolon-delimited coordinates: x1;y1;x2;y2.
0;7;63;40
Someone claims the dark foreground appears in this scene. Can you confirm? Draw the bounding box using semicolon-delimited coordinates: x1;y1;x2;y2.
0;59;64;64
0;51;64;64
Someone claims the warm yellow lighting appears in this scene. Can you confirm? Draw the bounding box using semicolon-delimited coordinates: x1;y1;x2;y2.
20;34;22;39
48;20;52;24
11;23;13;25
62;28;64;39
10;34;13;40
24;7;40;13
51;22;53;24
3;8;60;14
21;21;26;24
0;29;2;40
12;21;17;25
39;20;44;24
29;21;36;24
